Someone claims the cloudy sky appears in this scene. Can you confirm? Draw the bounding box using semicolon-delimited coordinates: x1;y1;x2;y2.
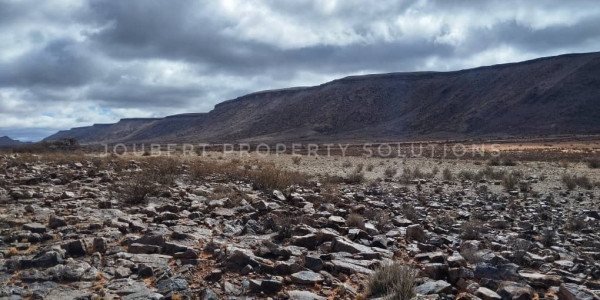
1;0;599;141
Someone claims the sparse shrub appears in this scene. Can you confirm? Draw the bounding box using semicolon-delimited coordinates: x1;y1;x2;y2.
435;212;455;228
346;213;365;229
399;167;427;182
502;171;522;190
384;166;398;178
461;219;484;240
488;157;501;166
250;165;308;191
458;170;476;181
345;166;365;184
292;156;302;165
191;159;307;189
143;156;180;185
431;166;439;176
481;166;506;180
345;172;365;185
342;161;352;168
587;158;600;169
366;263;417;300
562;174;592;190
412;167;425;179
119;171;157;204
562;174;577;190
399;167;413;183
442;168;453;181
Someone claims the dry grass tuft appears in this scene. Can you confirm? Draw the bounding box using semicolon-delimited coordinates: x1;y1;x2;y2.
192;159;309;192
344;166;365;184
562;174;592;190
292;156;302;165
384;166;398;178
502;171;523;190
480;166;506;181
346;213;365;229
442;167;453;181
458;170;477;181
366;262;417;300
250;165;309;191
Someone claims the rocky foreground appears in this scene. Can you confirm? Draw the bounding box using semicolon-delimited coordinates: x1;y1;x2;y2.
0;154;599;299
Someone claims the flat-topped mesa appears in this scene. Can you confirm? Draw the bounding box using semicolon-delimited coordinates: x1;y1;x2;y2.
164;113;204;119
43;51;600;144
213;86;313;110
118;118;162;122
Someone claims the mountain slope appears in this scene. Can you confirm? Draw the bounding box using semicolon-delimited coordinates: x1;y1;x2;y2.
0;136;26;148
44;52;600;144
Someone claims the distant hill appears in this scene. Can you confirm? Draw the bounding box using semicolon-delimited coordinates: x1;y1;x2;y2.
45;52;600;144
0;136;26;148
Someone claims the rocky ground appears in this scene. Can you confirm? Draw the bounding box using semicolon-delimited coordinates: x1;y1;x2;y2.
0;151;599;300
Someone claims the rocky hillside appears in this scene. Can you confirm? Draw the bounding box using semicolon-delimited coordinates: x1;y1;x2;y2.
45;52;600;144
0;153;599;298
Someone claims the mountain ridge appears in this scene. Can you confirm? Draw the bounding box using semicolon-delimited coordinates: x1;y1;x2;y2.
44;51;600;144
0;136;27;148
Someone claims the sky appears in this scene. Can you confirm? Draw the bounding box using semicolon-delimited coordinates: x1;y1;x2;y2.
1;0;600;141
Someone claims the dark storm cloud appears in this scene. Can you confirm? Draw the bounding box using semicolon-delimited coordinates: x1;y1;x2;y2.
86;0;452;75
0;38;99;87
1;0;600;141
